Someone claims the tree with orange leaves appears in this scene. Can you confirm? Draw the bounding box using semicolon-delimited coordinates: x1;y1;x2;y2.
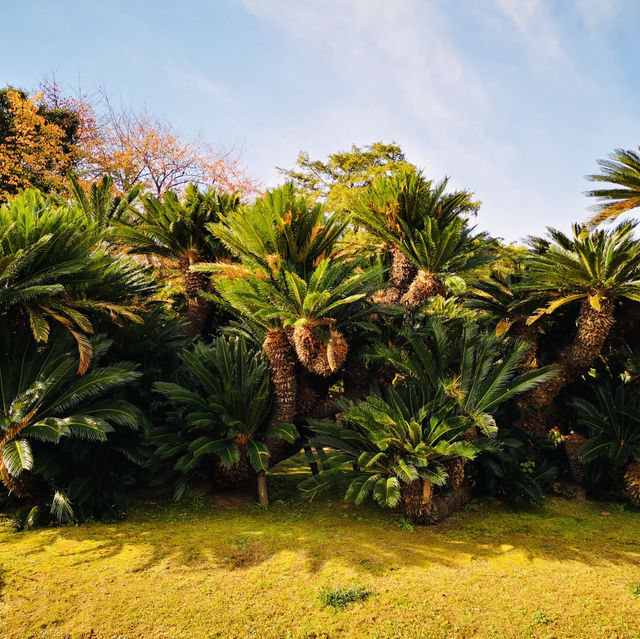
93;98;258;198
0;88;78;200
1;81;259;201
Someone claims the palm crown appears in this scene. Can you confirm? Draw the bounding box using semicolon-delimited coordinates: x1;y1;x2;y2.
351;170;489;308
210;182;348;276
523;222;640;317
0;190;150;372
586;147;640;225
116;184;242;336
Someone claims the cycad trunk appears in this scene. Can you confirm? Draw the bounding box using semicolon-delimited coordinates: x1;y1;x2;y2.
263;329;297;429
326;330;348;373
562;432;587;483
180;254;212;338
213;445;256;487
521;297;615;415
372;247;415;308
399;478;470;525
389;247;416;290
291;323;348;377
400;271;446;309
509;318;539;371
0;463;45;503
563;297;616;376
624;460;640;506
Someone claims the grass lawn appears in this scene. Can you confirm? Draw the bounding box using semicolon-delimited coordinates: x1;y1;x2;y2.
1;469;639;639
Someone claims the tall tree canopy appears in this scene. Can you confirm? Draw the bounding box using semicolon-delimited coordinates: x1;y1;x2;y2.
0;88;81;200
279;141;415;210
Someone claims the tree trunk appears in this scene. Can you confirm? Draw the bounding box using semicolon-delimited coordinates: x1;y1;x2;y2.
389;247;416;290
180;254;212;338
400;271;446;309
263;328;299;463
563;432;587;483
624;460;640;506
0;463;46;503
399;478;471;525
562;297;615;376
264;329;298;429
213;449;256;487
257;471;269;505
326;330;348;373
518;296;616;431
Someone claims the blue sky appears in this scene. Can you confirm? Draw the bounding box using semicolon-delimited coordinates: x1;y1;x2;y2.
2;0;640;242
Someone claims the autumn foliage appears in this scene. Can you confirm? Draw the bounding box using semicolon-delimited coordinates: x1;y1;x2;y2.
0;81;259;201
0;89;73;198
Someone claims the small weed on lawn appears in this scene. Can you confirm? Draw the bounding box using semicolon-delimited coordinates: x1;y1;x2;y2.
318;585;373;610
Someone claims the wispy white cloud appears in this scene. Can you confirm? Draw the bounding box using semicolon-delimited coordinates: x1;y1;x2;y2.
575;0;620;32
491;0;565;65
235;0;637;240
239;0;537;238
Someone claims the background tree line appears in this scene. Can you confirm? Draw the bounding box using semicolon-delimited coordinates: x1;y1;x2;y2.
2;80;640;530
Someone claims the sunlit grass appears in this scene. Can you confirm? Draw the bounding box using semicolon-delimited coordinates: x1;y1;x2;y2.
1;470;639;638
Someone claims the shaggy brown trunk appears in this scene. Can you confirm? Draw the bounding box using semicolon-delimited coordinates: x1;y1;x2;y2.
292;323;320;370
0;460;47;503
0;464;37;500
562;432;587;484
180;253;212;338
371;286;402;307
509;317;539;371
399;478;471;525
263;329;299;464
263;329;297;430
624;461;640;506
389;247;416;290
563;297;616;376
214;447;256;486
444;458;467;490
400;271;446;309
518;296;615;433
326;330;348;373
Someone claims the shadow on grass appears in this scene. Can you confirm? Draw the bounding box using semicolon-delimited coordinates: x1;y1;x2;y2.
1;471;639;578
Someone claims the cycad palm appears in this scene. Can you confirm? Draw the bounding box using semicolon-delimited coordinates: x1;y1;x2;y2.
210;182;347;276
351;170;488;308
0;326;142;515
68;174;141;228
153;337;298;501
203;184;379;432
521;222;640;409
116;184;241;336
303;317;554;523
0;190;150;373
586;147;640;225
304;391;480;518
